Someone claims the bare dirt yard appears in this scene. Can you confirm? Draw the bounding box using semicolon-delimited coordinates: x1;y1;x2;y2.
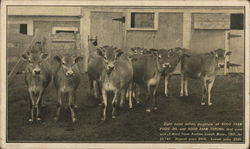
7;73;244;142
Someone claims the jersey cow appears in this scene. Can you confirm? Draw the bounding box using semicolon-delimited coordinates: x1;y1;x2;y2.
97;46;133;120
21;50;52;122
53;54;83;123
131;48;171;112
180;48;232;106
157;47;187;97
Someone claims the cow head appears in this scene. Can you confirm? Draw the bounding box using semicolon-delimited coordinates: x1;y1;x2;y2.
97;46;123;74
21;51;49;76
156;49;172;71
131;47;147;55
54;54;83;77
210;48;232;67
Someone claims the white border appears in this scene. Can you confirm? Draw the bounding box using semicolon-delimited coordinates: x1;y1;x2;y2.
1;1;249;149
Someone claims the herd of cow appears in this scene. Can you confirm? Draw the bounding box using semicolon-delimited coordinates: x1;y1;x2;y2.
20;42;231;123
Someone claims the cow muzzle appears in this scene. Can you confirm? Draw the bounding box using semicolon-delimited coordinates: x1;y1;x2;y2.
66;70;74;76
33;68;41;75
107;63;115;74
162;63;171;68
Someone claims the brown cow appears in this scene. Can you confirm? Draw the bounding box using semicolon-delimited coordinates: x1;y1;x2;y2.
97;46;133;120
131;49;171;112
53;54;83;123
180;48;231;106
157;47;187;97
21;50;52;122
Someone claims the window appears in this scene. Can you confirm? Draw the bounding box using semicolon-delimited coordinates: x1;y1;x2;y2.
20;24;27;34
131;13;154;28
230;13;244;30
128;12;158;31
52;27;78;34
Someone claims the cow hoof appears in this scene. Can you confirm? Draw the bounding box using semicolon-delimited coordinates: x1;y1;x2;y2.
201;102;206;106
74;105;78;109
28;119;33;122
146;109;151;113
153;107;158;111
101;117;106;121
54;117;59;122
180;93;183;97
208;103;213;106
112;115;116;119
129;105;133;109
72;118;77;123
136;100;140;104
37;117;42;121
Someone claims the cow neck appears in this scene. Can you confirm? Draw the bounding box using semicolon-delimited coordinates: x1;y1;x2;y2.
155;56;162;73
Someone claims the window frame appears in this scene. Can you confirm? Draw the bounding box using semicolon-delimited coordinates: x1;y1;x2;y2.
230;13;244;30
127;11;158;31
52;27;79;35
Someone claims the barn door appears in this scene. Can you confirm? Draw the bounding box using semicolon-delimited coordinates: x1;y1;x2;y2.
90;12;124;52
228;30;244;73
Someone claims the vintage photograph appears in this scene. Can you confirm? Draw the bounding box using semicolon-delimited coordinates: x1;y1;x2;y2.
1;0;249;148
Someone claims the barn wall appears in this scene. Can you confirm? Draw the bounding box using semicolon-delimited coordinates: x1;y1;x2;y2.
90;12;123;51
190;14;226;53
7;16;80;72
126;13;183;49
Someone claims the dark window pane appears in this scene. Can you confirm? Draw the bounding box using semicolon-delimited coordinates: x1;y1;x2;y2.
20;24;27;34
131;13;154;28
230;13;244;30
56;30;75;33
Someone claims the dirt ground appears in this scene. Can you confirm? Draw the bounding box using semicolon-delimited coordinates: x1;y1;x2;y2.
7;73;244;142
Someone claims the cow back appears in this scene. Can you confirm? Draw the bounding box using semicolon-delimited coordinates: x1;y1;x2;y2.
181;53;217;78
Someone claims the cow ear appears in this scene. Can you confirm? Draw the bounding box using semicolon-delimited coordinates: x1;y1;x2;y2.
54;55;61;63
116;49;123;58
225;51;232;56
21;52;30;61
75;56;83;63
97;48;104;57
21;53;28;61
149;48;158;56
210;51;218;58
41;53;49;60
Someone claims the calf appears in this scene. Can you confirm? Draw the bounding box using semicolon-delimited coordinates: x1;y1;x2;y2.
131;49;171;112
180;48;231;106
157;48;187;97
97;46;133;120
21;50;52;122
53;54;83;123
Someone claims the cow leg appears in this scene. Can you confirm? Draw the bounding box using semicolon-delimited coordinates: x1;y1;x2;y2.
112;90;120;118
93;80;98;99
153;83;160;111
28;90;35;122
128;83;133;109
180;74;184;96
134;83;140;104
207;77;215;106
146;85;153;112
96;81;102;105
184;77;189;96
201;78;207;106
164;75;169;97
101;89;107;121
54;91;62;122
69;92;77;123
36;89;44;121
